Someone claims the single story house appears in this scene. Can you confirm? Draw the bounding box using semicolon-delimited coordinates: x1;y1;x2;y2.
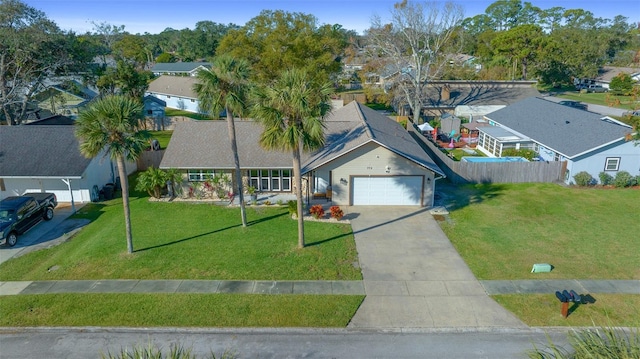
0;125;136;205
574;66;640;89
146;75;200;113
32;80;97;118
480;97;639;184
151;62;211;77
160;101;445;206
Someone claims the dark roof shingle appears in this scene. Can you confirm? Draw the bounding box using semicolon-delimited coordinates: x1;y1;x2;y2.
485;97;633;157
0;125;92;177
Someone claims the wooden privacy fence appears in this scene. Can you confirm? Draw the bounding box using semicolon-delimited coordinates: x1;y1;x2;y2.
409;125;564;184
137;150;165;171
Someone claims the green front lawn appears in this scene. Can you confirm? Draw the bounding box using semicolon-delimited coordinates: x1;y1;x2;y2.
557;92;639;110
0;185;361;281
440;182;640;280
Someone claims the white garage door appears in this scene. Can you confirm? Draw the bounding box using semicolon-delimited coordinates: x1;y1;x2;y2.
352;176;423;205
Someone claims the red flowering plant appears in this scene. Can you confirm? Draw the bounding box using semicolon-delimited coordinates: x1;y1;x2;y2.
329;206;344;220
309;204;325;219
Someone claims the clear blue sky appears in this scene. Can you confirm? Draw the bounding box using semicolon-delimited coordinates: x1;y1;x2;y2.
23;0;640;35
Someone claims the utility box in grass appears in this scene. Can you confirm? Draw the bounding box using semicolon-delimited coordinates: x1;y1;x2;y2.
531;263;552;273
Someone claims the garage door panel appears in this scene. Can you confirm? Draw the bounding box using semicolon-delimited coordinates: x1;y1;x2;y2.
353;176;422;205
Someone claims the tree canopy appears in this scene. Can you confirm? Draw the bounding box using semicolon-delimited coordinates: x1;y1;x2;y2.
217;10;348;83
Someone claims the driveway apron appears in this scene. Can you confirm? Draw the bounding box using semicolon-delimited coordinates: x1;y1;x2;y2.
346;206;525;329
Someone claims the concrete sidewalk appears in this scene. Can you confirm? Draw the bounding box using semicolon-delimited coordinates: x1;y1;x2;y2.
2;279;636;296
0;280;364;296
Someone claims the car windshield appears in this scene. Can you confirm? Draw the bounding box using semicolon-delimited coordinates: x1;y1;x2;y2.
0;209;14;221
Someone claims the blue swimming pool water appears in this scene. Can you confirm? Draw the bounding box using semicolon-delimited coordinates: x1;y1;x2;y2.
462;156;529;163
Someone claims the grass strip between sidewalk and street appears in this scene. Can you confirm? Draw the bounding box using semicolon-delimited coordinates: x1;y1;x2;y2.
0;293;364;327
493;294;640;327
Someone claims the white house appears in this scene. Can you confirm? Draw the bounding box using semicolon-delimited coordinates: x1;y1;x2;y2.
146;75;200;113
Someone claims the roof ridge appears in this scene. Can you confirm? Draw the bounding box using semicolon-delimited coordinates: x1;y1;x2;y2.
353;102;374;140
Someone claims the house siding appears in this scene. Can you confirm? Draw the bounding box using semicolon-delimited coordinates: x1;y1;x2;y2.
566;140;640;184
147;93;200;113
314;142;434;207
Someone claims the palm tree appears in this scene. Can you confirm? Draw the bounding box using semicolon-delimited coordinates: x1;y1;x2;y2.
194;55;250;227
252;69;333;248
75;95;149;254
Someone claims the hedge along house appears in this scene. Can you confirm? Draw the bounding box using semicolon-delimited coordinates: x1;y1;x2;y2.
0;125;136;210
160;101;445;207
481;97;639;184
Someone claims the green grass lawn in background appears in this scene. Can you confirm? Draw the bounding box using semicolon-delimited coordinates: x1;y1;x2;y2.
439;182;640;280
165;108;215;120
148;130;172;149
557;92;639;110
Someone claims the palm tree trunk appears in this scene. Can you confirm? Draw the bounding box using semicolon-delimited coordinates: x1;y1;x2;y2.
226;108;247;227
116;155;134;254
293;146;305;248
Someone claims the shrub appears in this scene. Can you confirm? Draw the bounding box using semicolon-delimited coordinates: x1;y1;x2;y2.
613;171;633;188
573;171;594;187
634;176;640;187
287;200;297;216
329;206;344;220
135;167;168;199
263;200;272;206
599;172;613;186
501;148;537;160
309;204;325;219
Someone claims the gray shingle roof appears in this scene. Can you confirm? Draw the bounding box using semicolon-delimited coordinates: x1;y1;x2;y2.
485;97;633;158
160;102;444;176
0;125;92;178
151;62;211;73
159;120;293;169
302;101;444;176
147;75;198;99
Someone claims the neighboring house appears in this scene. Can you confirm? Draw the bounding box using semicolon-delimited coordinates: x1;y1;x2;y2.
160;101;445;207
146;75;200;113
151;62;211;77
0;125;136;204
480;97;639;184
32;80;97;118
143;95;167;130
574;66;640;89
25;114;76;126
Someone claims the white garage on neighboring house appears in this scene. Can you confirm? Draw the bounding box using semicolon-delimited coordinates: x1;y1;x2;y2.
0;122;136;208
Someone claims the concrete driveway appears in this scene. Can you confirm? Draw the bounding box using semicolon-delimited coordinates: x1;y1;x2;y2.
346;206;525;329
0;203;89;265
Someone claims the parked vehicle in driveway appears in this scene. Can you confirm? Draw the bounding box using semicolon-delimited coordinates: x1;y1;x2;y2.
622;110;640;117
585;85;607;93
0;193;57;247
558;100;588;111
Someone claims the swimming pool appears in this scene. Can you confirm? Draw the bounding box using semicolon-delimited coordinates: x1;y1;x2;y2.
462;156;529;163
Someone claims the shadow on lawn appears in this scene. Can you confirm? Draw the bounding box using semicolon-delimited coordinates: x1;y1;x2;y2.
435;181;506;212
135;212;288;252
305;231;352;247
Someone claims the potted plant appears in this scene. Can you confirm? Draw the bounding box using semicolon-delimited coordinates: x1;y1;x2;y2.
247;185;258;202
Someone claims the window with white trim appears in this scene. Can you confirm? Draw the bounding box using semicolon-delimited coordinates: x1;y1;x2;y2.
248;169;292;192
604;157;620;171
188;170;219;182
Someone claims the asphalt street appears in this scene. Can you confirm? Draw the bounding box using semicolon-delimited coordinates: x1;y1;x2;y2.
0;328;571;359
